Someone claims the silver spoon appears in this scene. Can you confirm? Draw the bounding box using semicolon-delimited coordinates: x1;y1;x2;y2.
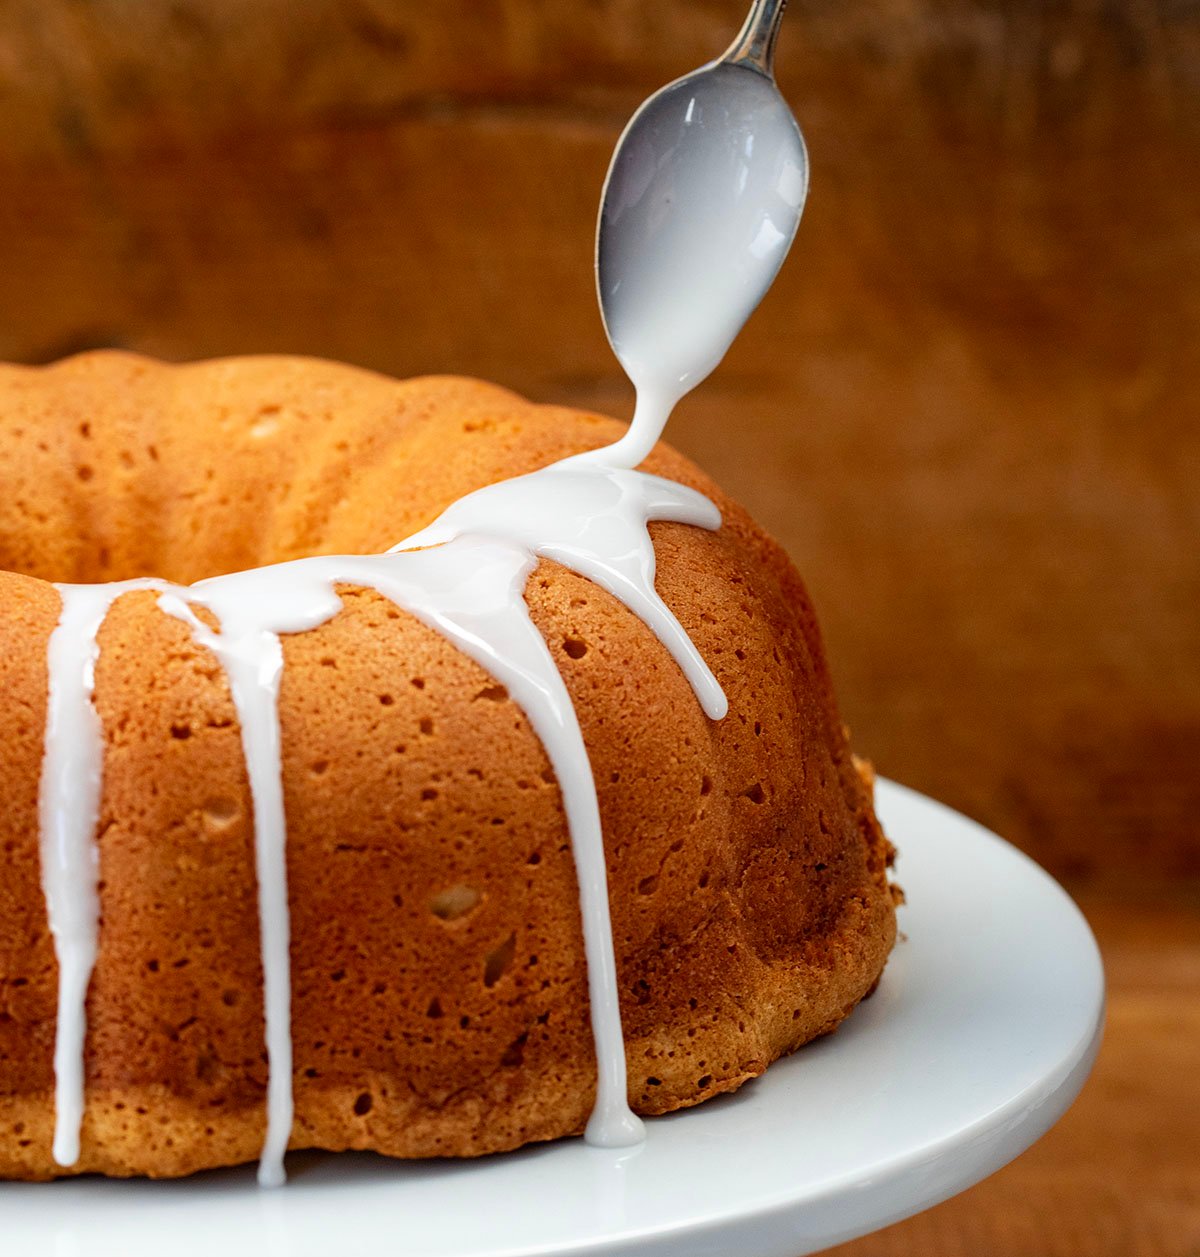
594;0;808;466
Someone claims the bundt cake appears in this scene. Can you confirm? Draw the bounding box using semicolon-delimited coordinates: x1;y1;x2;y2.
0;351;897;1183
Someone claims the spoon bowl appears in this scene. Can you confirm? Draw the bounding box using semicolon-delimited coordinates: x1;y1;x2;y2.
595;1;808;462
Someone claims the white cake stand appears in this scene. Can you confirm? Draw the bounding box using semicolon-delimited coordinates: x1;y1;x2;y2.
3;779;1105;1257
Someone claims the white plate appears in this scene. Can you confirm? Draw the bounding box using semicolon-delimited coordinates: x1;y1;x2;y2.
3;779;1104;1257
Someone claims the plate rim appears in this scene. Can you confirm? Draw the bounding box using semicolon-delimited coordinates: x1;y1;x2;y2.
514;778;1107;1257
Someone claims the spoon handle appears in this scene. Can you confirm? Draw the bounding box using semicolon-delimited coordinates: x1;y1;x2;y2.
721;0;788;78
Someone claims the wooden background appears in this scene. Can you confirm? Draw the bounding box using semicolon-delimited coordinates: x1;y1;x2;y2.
1;0;1197;882
0;2;1197;1250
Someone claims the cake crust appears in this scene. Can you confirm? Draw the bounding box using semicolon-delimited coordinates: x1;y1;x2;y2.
0;353;897;1180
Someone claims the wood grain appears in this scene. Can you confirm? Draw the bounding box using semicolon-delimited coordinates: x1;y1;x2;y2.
0;0;1197;880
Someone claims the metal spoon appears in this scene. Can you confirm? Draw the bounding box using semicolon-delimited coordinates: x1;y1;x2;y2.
594;0;808;466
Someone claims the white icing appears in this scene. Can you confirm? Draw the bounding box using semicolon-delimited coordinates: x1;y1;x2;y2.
393;463;727;721
39;577;170;1167
36;446;723;1180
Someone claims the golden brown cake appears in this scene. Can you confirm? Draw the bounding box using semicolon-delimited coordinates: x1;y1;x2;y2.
0;351;897;1181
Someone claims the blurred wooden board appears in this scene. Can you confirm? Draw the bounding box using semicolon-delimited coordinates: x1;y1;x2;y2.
828;882;1200;1257
0;0;1198;878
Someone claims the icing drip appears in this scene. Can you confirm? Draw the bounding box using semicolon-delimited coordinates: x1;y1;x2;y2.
155;597;299;1189
393;463;727;720
39;578;170;1167
37;447;723;1180
560;386;684;476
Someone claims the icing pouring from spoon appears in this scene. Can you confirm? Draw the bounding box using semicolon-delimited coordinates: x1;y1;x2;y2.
591;0;808;469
